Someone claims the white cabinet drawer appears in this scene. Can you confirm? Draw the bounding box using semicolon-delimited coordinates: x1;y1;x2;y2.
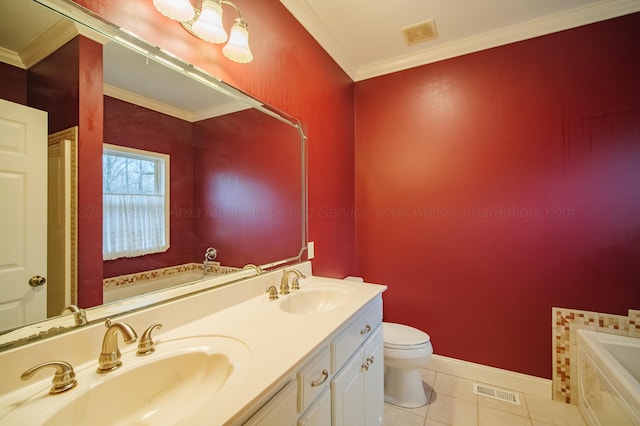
332;297;382;373
297;345;330;413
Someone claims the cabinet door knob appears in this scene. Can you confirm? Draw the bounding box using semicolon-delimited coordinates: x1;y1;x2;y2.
311;369;329;387
360;324;371;335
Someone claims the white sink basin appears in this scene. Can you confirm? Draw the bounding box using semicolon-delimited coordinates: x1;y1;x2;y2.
3;336;250;425
278;285;355;314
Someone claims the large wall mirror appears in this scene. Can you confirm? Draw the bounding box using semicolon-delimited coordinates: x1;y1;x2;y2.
0;0;307;349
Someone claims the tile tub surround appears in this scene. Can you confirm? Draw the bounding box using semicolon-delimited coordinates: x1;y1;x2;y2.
552;307;640;404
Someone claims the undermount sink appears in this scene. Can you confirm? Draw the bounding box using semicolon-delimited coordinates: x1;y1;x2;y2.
278;285;355;314
3;336;250;425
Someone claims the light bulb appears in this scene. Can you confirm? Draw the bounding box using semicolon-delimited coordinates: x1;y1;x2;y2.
153;0;195;22
222;19;253;63
192;0;228;43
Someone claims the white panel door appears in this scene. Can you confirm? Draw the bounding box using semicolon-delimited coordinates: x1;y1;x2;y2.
0;98;47;331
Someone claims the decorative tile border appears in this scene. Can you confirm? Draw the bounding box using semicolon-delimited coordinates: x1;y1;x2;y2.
629;310;640;338
103;262;240;289
552;307;637;404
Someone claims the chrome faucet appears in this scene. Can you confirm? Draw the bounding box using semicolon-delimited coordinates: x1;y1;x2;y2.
203;247;218;274
97;319;137;373
281;269;306;293
60;304;87;326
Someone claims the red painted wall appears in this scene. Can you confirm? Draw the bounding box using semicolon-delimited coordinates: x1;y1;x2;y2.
103;99;303;275
27;37;104;308
72;0;355;278
103;96;195;278
354;13;640;378
193;109;303;267
0;63;26;104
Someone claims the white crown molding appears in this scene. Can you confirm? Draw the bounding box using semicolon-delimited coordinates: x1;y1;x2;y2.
104;83;249;122
1;18;110;70
0;47;24;69
192;101;252;122
356;0;640;81
279;0;359;80
104;83;194;122
282;0;640;82
20;18;79;69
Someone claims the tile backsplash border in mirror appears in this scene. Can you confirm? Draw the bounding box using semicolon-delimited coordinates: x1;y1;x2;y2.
552;306;640;404
103;262;240;290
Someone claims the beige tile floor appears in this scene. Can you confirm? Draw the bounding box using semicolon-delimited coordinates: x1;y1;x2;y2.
383;369;587;426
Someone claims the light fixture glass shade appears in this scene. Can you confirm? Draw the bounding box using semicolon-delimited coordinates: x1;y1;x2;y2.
192;0;228;43
153;0;195;22
222;19;253;63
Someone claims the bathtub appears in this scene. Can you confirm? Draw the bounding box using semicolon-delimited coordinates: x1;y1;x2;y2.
577;329;640;426
103;270;208;303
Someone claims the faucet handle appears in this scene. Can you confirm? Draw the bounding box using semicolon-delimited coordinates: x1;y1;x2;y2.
290;273;306;290
266;285;279;300
21;361;77;394
137;323;162;356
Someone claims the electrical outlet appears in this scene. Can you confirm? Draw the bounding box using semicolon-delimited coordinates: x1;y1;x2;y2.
307;241;315;259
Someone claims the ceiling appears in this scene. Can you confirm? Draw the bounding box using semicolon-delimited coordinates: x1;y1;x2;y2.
279;0;640;81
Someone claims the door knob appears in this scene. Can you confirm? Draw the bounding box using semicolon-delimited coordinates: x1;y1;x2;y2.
28;275;46;287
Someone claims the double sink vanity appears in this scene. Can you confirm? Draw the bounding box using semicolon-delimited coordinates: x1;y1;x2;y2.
0;262;387;425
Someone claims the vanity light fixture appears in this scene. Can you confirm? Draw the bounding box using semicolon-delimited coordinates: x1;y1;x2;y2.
153;0;253;63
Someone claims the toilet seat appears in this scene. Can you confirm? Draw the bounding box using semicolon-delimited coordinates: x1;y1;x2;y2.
383;322;430;349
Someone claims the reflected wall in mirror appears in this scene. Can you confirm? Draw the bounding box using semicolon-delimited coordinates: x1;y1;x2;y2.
0;0;307;345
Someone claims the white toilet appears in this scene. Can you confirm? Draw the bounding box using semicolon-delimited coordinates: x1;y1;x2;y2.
383;322;433;408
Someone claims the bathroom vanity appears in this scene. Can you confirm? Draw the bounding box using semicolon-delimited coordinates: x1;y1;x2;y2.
0;262;387;425
246;292;384;425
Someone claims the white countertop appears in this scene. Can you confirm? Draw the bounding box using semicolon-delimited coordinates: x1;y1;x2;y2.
0;268;386;425
180;275;385;424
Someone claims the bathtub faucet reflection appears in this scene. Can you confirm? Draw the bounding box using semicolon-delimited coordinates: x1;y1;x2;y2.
60;304;87;326
203;247;218;274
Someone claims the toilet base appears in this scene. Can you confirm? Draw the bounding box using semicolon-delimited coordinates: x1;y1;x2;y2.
383;365;427;408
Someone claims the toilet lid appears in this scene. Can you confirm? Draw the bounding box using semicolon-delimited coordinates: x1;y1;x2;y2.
383;322;430;348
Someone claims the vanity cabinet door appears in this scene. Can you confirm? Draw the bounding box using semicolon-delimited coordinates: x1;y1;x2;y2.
331;324;384;426
298;389;331;426
244;381;297;425
331;345;366;426
364;325;384;426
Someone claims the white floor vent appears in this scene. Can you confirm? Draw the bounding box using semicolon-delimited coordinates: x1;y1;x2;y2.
473;384;521;405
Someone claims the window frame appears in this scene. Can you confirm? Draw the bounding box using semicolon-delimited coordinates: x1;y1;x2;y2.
103;143;170;260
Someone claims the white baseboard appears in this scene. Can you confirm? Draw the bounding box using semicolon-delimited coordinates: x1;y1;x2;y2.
426;354;552;399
